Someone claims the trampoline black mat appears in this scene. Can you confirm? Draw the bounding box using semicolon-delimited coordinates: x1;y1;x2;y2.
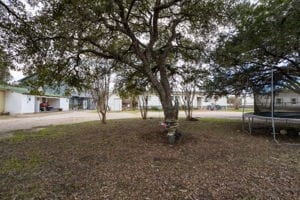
255;112;300;119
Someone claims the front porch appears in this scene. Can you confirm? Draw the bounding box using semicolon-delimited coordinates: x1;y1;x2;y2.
35;96;69;113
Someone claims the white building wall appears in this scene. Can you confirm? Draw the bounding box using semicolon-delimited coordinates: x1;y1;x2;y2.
5;92;23;114
192;95;201;108
82;99;88;109
216;96;228;106
177;94;202;108
256;92;300;106
200;96;228;109
241;96;254;107
255;91;300;112
5;92;70;114
139;93;228;110
108;94;122;111
275;92;300;107
20;94;35;113
59;98;69;111
147;95;162;108
5;92;35;114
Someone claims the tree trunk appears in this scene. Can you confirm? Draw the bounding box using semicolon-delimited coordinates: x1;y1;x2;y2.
253;92;260;114
161;98;176;121
182;88;195;121
96;91;109;124
174;98;179;120
159;91;179;144
144;63;180;144
234;95;240;110
101;112;107;124
138;95;148;120
186;105;192;121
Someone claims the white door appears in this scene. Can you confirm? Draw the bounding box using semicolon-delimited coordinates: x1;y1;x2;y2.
83;99;88;109
114;98;121;111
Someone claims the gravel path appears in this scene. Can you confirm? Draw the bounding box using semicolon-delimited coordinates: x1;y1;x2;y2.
0;110;242;137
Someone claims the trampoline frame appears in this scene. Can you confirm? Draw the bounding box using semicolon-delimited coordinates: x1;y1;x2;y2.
241;68;300;146
242;112;300;135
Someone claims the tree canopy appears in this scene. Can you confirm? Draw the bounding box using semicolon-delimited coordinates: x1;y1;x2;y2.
209;0;300;95
0;0;235;123
0;46;12;84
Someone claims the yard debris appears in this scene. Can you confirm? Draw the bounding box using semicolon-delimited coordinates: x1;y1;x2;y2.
0;119;299;199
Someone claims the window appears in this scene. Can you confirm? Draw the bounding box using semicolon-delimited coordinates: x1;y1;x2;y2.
275;98;282;104
291;98;297;104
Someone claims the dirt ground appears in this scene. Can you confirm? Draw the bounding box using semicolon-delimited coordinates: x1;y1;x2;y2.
0;119;299;199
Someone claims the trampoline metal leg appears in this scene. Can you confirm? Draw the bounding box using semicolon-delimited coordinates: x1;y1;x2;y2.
251;117;254;134
248;117;252;135
242;114;245;132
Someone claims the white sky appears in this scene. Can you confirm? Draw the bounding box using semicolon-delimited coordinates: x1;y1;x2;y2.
10;70;24;81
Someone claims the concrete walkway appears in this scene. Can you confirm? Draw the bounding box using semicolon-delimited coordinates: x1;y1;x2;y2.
0;110;243;137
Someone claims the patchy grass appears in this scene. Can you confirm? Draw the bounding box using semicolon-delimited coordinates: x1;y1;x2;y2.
0;119;299;200
226;108;254;112
1;152;41;174
198;118;240;123
8;126;68;142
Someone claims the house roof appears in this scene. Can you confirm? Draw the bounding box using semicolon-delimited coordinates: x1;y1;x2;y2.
17;74;37;83
0;84;67;97
0;84;29;93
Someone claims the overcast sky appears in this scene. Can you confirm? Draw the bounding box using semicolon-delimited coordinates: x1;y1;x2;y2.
10;69;24;81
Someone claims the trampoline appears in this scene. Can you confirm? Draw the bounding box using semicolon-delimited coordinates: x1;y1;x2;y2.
241;68;300;145
243;112;300;134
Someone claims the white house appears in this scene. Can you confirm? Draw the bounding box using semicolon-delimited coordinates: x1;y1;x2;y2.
4;91;36;114
35;96;69;113
241;95;254;107
138;92;228;110
227;94;255;108
197;95;228;110
108;94;122;111
143;94;162;109
255;90;300;112
0;85;69;115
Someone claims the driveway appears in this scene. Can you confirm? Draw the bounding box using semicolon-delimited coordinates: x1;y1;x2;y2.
0;110;243;137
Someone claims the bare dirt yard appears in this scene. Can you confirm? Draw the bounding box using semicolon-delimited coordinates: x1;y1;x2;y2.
0;119;299;199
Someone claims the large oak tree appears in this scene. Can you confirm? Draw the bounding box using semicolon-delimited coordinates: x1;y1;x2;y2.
1;0;235;139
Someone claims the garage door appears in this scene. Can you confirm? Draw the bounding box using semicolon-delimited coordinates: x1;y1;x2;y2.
0;91;5;113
